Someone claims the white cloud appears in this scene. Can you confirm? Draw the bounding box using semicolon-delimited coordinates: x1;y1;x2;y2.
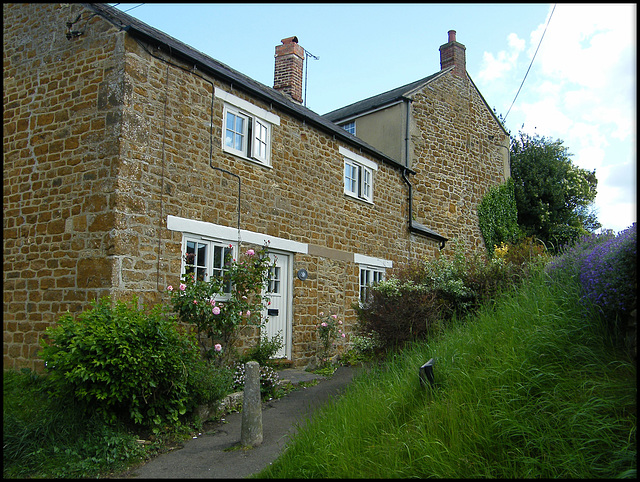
479;3;636;232
478;33;524;82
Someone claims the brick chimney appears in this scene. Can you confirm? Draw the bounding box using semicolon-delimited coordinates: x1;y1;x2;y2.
274;36;304;103
439;30;466;78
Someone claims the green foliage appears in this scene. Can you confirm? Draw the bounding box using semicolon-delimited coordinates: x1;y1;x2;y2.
547;223;637;352
316;311;345;365
356;239;546;353
40;297;207;431
478;177;522;257
167;244;274;360
3;369;146;478
510;132;600;252
256;269;636;479
341;332;383;366
239;331;284;367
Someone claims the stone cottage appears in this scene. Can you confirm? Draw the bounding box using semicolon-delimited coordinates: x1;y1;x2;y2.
3;3;509;371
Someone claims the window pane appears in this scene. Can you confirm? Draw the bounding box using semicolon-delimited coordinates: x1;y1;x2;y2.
345;162;357;194
254;120;268;161
225;111;245;152
185;241;207;281
361;168;371;199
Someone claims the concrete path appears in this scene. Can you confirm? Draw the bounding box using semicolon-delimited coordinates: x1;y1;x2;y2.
115;366;360;479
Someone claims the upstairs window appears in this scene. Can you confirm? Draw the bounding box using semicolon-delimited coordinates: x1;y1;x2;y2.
224;106;271;165
340;146;377;204
216;89;280;167
341;121;356;135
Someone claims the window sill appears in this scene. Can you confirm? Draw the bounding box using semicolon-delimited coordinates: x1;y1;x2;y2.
222;148;273;169
344;192;374;205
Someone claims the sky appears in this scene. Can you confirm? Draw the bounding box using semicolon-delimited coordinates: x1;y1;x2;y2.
111;3;636;234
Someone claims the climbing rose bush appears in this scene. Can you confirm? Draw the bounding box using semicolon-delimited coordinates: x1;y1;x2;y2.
317;311;345;365
168;244;274;360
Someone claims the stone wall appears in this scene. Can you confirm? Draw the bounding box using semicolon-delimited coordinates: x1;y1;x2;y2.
3;4;126;370
409;73;509;252
4;3;442;370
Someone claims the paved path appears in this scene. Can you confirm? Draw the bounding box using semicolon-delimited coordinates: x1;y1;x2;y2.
116;366;360;479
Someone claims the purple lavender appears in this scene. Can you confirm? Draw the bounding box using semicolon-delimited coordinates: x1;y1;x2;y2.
547;223;637;319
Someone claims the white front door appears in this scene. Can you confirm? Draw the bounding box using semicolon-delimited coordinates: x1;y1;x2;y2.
263;252;292;359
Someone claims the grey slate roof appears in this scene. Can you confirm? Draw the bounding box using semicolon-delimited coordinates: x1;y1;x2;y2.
322;71;446;122
85;3;409;173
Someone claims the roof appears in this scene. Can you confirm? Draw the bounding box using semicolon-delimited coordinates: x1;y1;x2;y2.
85;3;410;174
322;71;446;122
322;67;509;139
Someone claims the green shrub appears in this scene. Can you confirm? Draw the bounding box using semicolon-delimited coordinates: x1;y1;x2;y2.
40;297;204;431
186;359;233;410
356;239;545;354
3;369;146;479
478;178;522;257
239;331;284;367
355;278;445;352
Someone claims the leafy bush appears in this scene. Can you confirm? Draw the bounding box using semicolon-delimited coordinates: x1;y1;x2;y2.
239;331;284;367
316;312;346;365
341;332;383;366
355;278;444;352
3;369;146;479
40;297;211;431
356;239;547;353
478;177;522;257
186;359;233;410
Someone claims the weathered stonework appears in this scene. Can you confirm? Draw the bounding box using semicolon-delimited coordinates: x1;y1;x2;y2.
4;4;493;371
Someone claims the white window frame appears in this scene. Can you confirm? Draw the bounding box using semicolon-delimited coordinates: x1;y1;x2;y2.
216;89;280;168
354;253;392;303
341;121;356;135
340;146;377;204
181;235;237;298
359;265;385;303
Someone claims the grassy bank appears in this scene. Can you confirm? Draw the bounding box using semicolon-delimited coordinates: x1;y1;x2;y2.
255;270;636;478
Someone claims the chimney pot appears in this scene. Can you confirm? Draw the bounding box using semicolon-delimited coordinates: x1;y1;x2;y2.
448;30;456;43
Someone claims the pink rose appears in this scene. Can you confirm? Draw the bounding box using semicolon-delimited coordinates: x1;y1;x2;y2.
212;306;221;315
214;344;222;352
331;314;338;319
321;322;327;327
179;283;186;291
246;249;255;256
210;299;216;306
167;285;173;291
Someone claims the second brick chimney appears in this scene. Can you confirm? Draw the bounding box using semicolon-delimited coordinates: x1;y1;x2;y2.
439;30;466;78
274;36;304;104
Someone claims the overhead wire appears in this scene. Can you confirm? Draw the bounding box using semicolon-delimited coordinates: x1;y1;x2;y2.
504;3;556;122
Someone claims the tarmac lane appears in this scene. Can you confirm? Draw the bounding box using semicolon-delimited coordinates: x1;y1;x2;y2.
117;366;360;479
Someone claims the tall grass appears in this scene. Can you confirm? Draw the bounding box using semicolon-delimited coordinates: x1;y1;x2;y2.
3;369;147;478
255;270;636;478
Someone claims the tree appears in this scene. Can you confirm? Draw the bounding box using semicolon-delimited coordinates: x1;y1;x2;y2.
510;132;600;252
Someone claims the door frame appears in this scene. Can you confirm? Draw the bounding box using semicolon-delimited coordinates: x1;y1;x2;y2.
264;249;293;360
